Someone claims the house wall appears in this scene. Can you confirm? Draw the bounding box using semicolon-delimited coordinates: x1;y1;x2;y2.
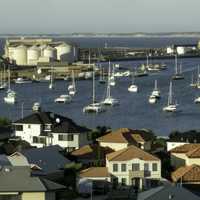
187;158;200;166
170;153;187;168
52;133;79;149
14;123;44;148
167;142;189;152
21;192;45;200
99;142;128;151
106;158;161;186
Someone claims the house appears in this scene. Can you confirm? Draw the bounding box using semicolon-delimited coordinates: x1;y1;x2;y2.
170;144;200;169
137;184;200;200
7;145;71;180
13;111;91;151
167;131;200;151
71;144;113;166
79;167;110;181
106;145;161;190
79;145;161;190
0;166;65;200
97;128;153;151
171;164;200;186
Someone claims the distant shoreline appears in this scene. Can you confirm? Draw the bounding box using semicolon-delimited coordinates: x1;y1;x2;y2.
1;32;200;38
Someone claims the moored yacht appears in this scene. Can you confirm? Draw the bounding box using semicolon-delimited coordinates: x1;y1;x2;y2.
83;67;105;113
151;80;160;98
102;61;119;106
15;77;32;84
149;95;157;104
55;95;72;103
172;55;184;80
128;70;138;93
163;81;179;112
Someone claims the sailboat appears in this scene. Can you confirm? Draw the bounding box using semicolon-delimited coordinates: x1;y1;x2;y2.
128;70;138;92
83;68;105;113
163;81;178;112
101;61;119;106
49;65;54;89
110;64;116;86
4;69;16;104
151;80;161;98
99;64;106;84
68;70;76;96
190;72;196;87
172;55;184;80
0;64;7;90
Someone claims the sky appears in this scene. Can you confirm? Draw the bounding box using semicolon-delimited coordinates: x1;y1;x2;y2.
0;0;200;34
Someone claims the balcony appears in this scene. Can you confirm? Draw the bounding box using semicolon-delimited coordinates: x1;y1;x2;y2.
129;170;150;178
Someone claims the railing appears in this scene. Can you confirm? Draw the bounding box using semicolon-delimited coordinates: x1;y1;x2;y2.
129;170;150;178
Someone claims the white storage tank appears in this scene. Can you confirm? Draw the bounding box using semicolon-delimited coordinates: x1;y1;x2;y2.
13;45;27;65
27;46;40;65
43;46;56;59
55;43;72;61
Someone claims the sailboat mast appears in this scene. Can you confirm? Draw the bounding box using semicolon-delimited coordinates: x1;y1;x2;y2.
154;80;157;90
146;55;149;67
168;81;173;106
8;69;10;90
198;65;200;86
175;55;178;74
107;61;111;98
92;68;95;104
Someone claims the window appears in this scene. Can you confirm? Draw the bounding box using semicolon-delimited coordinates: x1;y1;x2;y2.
144;163;149;171
121;164;126;172
132;163;140;171
15;125;23;131
152;163;158;171
58;134;74;141
28;124;31;129
121;178;127;186
32;136;46;144
44;124;51;130
113;164;118;172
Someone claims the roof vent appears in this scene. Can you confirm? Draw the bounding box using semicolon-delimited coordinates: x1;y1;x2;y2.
169;194;174;199
56;118;60;123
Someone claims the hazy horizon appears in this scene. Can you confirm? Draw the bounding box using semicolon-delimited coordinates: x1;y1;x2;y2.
1;0;200;34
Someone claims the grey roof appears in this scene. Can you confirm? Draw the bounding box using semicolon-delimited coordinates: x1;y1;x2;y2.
21;145;70;175
0;154;11;166
138;185;200;200
14;111;90;134
0;166;65;192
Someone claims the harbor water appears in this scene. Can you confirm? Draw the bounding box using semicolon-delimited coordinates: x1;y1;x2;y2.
1;37;200;136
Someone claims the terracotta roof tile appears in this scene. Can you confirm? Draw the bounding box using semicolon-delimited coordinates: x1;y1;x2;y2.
79;167;109;178
106;145;159;161
171;164;200;183
71;144;113;159
170;144;200;158
97;128;150;144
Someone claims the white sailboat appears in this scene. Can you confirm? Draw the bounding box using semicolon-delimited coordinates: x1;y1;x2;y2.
110;64;116;86
163;81;178;112
149;95;157;104
195;66;200;89
68;70;76;96
49;65;54;89
0;64;7;90
55;94;72;103
99;64;106;84
172;55;184;80
4;70;16;104
128;70;138;92
83;68;105;113
151;80;161;98
102;61;119;106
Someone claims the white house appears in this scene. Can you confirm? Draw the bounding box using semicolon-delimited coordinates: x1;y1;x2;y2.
13;111;91;151
79;145;161;190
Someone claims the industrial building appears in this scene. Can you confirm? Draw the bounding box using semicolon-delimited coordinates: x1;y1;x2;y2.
4;37;78;66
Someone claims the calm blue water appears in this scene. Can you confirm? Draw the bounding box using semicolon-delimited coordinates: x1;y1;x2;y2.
1;37;200;136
